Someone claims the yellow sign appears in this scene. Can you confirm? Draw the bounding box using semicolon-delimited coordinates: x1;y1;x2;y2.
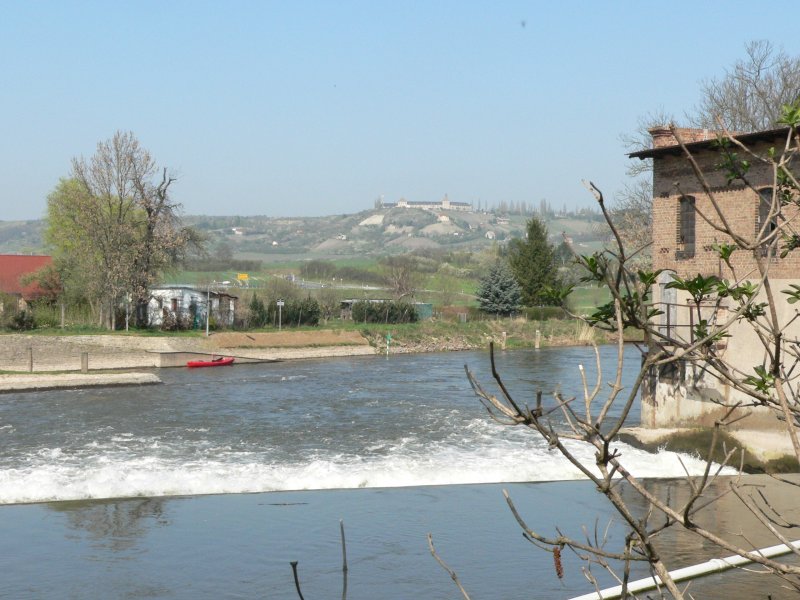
237;273;249;281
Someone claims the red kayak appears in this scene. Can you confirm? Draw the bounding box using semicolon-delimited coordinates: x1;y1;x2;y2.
187;356;235;368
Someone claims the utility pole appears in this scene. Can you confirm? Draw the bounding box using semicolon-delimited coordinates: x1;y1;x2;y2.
206;284;211;337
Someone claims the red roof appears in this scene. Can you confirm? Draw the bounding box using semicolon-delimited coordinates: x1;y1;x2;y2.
0;254;54;300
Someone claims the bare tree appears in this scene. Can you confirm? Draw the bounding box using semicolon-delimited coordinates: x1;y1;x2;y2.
48;131;195;328
619;109;677;178
464;114;800;598
380;255;420;299
605;178;653;269
610;42;800;269
693;40;800;132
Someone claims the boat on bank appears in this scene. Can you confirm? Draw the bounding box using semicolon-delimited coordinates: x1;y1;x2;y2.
186;356;235;368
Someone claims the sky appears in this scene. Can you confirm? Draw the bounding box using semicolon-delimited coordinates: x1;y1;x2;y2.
3;1;800;221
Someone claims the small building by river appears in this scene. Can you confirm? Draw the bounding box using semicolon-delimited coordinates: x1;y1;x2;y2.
148;285;238;329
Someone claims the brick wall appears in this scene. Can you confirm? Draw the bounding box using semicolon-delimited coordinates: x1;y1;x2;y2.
644;129;800;431
651;136;800;279
650;126;718;148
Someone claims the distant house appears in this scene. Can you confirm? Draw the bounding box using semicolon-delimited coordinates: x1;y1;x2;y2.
485;231;496;240
382;194;472;212
0;254;55;311
148;285;238;329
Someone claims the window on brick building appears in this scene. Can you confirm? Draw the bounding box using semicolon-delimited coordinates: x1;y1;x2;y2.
676;195;695;259
757;187;778;257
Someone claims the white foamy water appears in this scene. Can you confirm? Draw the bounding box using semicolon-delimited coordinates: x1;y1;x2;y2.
0;421;733;504
0;347;733;505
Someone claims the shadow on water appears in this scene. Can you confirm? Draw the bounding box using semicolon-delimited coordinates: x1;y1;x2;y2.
46;497;172;552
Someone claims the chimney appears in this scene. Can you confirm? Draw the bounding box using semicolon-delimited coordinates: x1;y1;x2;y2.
649;126;675;148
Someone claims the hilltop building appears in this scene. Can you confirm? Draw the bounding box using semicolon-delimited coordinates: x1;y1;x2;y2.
379;194;472;212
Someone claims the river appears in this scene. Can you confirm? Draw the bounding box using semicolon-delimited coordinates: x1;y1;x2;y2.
0;346;788;598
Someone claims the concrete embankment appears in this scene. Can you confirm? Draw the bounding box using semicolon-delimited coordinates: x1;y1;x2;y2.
0;331;375;392
0;372;162;393
620;426;798;473
0;331;375;373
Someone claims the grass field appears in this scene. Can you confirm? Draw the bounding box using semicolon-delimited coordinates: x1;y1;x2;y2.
568;286;611;315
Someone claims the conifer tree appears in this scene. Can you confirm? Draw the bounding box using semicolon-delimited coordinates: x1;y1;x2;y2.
476;260;521;316
507;217;560;306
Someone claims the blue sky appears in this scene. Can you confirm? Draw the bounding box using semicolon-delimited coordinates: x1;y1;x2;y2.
2;1;800;220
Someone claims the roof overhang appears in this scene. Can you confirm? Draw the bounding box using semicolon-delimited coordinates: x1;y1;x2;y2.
628;126;792;160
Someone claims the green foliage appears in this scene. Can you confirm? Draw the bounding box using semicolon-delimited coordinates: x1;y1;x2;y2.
743;365;775;394
665;274;720;304
249;293;269;327
300;259;337;280
351;300;418;324
10;310;35;331
712;242;738;264
506;217;561;306
247;294;321;328
46;132;199;329
475;260;521;317
714;139;751;184
778;102;800;128
782;284;800;304
284;296;321;327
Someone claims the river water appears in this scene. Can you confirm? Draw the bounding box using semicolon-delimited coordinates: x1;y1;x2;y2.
0;346;787;598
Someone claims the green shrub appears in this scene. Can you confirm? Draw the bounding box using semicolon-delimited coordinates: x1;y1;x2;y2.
11;310;35;330
351;300;418;324
284;297;321;327
249;294;269;327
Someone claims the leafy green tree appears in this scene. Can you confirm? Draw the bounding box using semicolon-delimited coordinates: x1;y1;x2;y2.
46;132;197;329
284;296;321;327
475;260;521;317
506;217;560;306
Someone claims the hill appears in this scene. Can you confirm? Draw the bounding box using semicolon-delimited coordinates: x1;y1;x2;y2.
0;207;605;261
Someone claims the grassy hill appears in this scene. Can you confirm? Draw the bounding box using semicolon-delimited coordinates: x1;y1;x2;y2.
0;220;44;254
183;208;605;264
0;207;606;261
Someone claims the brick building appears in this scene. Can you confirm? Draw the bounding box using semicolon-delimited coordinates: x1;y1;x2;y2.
629;126;798;430
0;254;55;311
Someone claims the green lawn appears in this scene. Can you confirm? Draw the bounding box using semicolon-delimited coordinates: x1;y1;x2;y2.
568;286;611;314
